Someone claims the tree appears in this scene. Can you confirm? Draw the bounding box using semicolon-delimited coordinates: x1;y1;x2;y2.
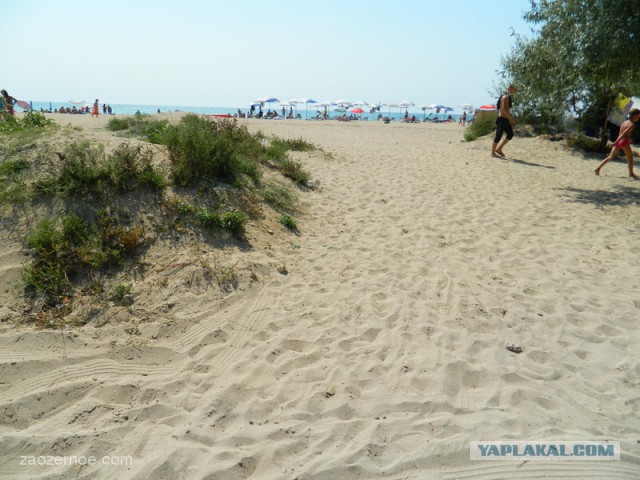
500;0;640;142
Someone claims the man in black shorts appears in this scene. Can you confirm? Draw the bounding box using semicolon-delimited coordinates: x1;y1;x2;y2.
491;85;517;158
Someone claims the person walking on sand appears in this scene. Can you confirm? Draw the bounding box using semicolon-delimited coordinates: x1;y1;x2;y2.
491;85;517;158
91;99;99;117
594;108;640;178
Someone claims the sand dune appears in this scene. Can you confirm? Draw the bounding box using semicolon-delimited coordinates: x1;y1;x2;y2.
1;116;639;479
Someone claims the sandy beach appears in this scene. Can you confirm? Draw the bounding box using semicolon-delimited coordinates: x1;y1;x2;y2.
1;114;640;479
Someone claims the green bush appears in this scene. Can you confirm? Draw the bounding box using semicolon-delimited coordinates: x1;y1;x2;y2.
0;115;21;133
143;120;169;144
265;142;288;162
107;118;130;131
107;115;169;144
194;207;247;235
566;134;602;153
0;180;31;205
219;210;248;235
0;111;53;133
464;111;498;141
110;282;134;306
262;184;297;212
279;214;297;230
24;212;145;305
162;115;263;186
280;159;310;185
0;157;30;177
271;137;316;152
36;142;166;197
104;144;167;192
35;142;104;196
21;111;53;128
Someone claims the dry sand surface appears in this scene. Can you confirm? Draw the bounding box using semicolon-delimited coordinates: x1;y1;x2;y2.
1;114;640;479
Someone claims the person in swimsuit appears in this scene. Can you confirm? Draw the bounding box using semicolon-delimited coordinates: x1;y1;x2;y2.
491;85;517;158
594;108;640;178
92;99;99;117
1;89;17;117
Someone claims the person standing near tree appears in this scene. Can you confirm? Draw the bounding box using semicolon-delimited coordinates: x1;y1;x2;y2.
594;108;640;178
491;85;517;158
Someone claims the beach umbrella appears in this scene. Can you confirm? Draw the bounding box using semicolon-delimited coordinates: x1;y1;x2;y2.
314;100;333;118
478;104;497;111
459;103;474;111
420;104;435;120
334;99;352;108
367;104;381;114
255;97;279;111
278;101;296;117
352;100;368;107
382;102;398;116
433;104;453;119
295;98;317;119
398;101;415;120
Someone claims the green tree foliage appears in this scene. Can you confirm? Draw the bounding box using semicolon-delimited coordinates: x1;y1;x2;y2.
501;0;640;134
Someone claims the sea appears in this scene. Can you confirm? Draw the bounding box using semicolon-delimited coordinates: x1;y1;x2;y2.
27;101;464;122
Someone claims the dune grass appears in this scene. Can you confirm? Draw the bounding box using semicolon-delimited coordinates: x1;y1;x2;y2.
278;214;298;231
0;111;54;133
161;114;265;186
33;142;167;198
262;184;298;213
3;112;317;318
23;211;145;305
107;113;169;143
464;112;498;142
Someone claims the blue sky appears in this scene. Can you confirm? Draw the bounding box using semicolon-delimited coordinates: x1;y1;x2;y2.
1;0;532;110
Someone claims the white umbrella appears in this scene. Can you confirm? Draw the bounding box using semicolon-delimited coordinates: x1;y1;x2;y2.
334;99;352;107
433;104;453;120
383;102;401;118
458;103;474;112
295;98;317;119
420;104;434;120
255;97;279;111
278;102;295;115
352;100;368;106
314;100;333;118
398;101;415;120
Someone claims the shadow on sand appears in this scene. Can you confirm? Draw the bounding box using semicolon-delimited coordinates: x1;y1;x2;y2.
501;156;555;169
559;185;640;207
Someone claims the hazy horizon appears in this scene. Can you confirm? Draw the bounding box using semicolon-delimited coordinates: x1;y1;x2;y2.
2;0;531;110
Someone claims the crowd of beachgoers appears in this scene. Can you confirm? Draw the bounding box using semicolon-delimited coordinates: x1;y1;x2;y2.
38;104;114;115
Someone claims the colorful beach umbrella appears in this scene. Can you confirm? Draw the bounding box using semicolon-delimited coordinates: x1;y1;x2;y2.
478;104;497;111
420;104;435;120
295;98;317;119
